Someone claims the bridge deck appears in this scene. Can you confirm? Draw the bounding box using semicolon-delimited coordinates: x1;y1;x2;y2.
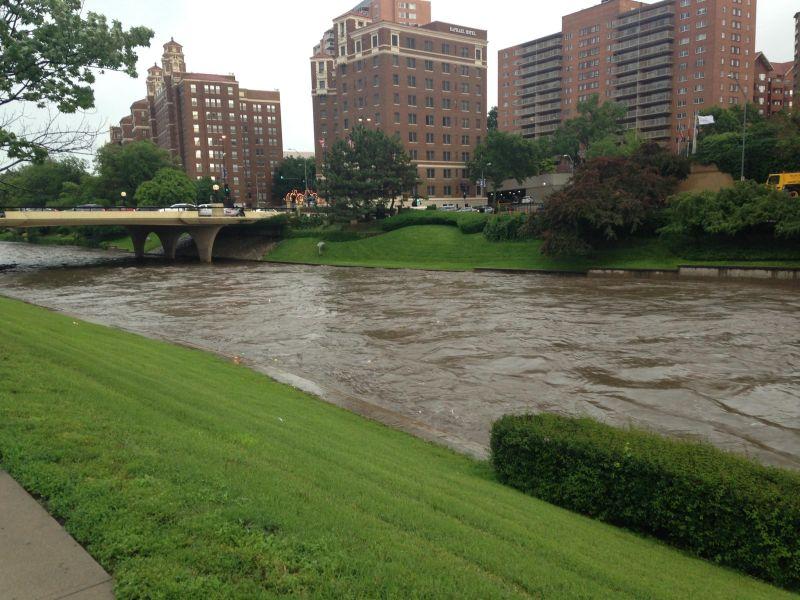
0;210;278;228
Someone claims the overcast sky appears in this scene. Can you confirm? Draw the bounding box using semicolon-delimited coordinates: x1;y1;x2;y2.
86;0;797;153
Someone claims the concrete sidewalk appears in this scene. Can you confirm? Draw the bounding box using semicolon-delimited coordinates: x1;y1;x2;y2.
0;471;113;599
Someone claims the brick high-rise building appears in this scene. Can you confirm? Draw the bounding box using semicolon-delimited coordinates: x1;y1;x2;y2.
311;2;489;201
499;0;757;152
753;53;793;116
111;39;283;207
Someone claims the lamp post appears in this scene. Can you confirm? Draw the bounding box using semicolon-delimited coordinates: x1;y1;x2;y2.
480;162;492;199
728;73;748;181
120;191;127;209
211;183;220;204
562;154;575;175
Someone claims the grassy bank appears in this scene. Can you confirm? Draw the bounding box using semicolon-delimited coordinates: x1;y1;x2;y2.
265;225;800;272
0;297;791;598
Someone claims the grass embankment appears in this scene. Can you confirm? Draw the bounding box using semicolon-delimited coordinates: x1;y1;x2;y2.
102;233;161;253
266;225;800;272
0;296;790;598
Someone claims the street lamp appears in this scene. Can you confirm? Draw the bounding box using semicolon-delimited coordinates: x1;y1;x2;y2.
728;73;748;181
562;154;575;175
120;191;127;209
211;183;220;205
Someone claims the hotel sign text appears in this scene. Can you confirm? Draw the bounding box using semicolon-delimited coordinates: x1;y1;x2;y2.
449;26;478;37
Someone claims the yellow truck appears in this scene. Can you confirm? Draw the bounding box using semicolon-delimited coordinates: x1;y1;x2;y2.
766;173;800;197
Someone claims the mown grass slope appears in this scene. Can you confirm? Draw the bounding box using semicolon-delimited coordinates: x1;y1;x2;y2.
266;225;800;272
0;296;792;598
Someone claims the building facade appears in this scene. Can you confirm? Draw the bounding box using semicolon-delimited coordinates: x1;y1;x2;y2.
311;2;489;201
111;39;284;206
753;53;793;116
499;0;758;152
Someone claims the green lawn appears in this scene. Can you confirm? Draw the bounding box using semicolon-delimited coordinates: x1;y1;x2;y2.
0;297;791;598
266;225;800;272
102;233;161;253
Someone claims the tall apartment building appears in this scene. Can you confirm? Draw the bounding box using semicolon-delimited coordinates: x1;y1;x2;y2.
499;0;757;151
111;39;283;206
753;53;793;116
310;2;489;201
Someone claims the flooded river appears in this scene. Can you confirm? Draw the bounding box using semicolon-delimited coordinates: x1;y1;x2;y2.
1;241;799;468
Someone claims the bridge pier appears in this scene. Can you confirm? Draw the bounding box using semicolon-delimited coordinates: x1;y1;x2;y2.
154;229;183;261
186;226;223;264
127;227;150;260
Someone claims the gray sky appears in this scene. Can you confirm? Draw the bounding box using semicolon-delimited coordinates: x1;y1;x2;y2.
87;0;797;153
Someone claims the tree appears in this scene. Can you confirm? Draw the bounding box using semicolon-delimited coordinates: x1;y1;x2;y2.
0;1;153;172
321;126;418;217
133;168;196;207
195;176;223;205
487;106;498;132
0;157;86;207
550;95;629;164
696;109;800;183
539;143;689;256
272;156;316;204
466;130;550;194
95;140;177;201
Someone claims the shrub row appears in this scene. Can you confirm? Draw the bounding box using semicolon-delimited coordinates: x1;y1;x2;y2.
490;414;800;591
380;210;489;235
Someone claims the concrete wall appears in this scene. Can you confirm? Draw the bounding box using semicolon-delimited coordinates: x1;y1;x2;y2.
676;164;735;195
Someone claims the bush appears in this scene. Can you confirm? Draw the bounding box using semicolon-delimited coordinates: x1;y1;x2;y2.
381;210;459;232
661;181;800;242
540;143;688;256
483;214;527;241
426;204;437;211
455;212;489;234
491;414;800;591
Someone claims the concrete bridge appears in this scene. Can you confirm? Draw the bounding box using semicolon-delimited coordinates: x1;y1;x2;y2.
0;207;280;263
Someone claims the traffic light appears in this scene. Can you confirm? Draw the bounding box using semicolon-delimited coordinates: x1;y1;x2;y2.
224;184;231;198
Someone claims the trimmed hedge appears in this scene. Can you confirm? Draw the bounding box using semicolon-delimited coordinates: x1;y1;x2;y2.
490;414;800;591
380;210;489;235
483;214;528;241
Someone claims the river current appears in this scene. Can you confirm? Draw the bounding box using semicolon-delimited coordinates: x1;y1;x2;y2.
1;241;798;468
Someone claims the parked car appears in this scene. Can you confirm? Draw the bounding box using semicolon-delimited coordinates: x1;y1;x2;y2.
476;205;494;214
520;196;533;204
198;204;213;217
441;203;457;212
458;206;478;212
73;204;105;211
158;203;197;212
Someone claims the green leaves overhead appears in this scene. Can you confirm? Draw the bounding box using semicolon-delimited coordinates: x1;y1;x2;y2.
0;0;153;167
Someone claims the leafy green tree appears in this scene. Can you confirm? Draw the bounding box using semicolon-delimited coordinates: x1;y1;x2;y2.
0;0;153;172
272;156;316;203
696;109;800;183
550;95;628;163
134;168;196;207
467;130;551;194
195;176;223;205
321;126;418;217
487;106;498;132
95;140;176;201
0;157;86;207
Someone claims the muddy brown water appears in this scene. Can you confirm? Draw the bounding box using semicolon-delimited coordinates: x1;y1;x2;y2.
1;241;799;469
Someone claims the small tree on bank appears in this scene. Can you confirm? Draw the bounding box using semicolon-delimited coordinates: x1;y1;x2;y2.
321;126;418;219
